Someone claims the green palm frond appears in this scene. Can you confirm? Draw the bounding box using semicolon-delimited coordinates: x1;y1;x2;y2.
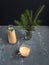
36;20;42;25
33;5;45;23
33;19;42;26
25;10;33;25
14;19;25;29
20;14;28;27
14;20;21;26
14;4;45;31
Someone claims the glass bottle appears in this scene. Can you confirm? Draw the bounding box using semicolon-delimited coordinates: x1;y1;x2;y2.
8;25;17;44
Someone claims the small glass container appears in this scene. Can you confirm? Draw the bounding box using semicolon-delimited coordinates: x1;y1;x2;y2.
24;30;32;40
8;25;17;44
19;44;31;57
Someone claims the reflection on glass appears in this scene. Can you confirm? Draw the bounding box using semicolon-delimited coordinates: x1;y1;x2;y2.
19;44;31;57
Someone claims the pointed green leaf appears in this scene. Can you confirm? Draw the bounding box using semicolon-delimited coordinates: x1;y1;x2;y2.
33;5;45;23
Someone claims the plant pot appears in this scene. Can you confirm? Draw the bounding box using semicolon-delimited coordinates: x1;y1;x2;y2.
24;30;32;40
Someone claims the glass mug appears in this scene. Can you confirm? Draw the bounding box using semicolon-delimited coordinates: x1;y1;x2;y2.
8;25;17;44
19;44;31;57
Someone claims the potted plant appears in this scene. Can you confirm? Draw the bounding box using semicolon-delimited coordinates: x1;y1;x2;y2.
14;5;45;40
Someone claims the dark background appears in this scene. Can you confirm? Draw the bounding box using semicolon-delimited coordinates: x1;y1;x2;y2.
0;0;49;25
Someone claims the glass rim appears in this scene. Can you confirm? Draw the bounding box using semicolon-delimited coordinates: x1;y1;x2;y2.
7;25;15;30
19;43;31;49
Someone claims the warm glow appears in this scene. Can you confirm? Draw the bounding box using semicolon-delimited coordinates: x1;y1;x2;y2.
19;46;30;57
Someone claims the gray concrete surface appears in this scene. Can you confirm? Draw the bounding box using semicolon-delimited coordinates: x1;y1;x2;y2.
0;26;49;65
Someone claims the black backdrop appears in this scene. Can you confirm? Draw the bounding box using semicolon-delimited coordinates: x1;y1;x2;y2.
0;0;49;25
